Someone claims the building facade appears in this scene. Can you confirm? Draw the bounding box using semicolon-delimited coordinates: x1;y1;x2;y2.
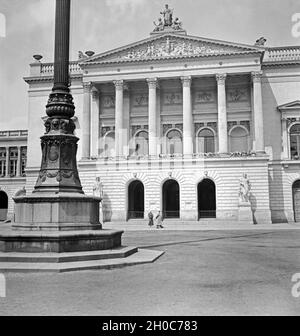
0;130;27;221
14;10;300;224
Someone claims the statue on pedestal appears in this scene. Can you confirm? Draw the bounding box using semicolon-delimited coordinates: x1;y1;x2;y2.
93;177;104;224
153;17;164;32
172;17;182;30
160;4;173;26
239;173;251;203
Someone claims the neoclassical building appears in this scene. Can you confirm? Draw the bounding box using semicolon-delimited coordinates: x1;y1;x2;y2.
7;8;300;224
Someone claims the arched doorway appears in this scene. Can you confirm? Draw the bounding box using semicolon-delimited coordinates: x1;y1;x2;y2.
198;179;216;219
163;179;180;218
128;181;144;219
0;190;8;221
292;180;300;222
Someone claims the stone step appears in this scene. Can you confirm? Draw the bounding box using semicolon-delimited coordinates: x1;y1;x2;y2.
0;246;138;263
0;249;165;273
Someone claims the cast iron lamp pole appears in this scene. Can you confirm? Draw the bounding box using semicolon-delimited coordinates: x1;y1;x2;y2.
34;0;83;194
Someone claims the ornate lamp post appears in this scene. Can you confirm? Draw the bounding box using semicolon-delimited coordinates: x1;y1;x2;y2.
34;0;82;194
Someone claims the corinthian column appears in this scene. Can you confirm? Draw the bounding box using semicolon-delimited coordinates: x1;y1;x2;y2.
216;73;228;153
181;76;193;156
82;82;92;159
16;146;21;177
147;78;158;156
91;87;99;157
114;80;124;157
252;71;265;153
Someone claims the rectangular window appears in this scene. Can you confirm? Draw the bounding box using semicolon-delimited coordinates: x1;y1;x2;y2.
9;147;18;177
0;147;6;177
21;147;27;176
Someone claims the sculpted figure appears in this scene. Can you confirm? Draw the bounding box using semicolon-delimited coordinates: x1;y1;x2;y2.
93;177;104;224
160;4;173;26
153;17;164;31
255;37;267;46
239;173;251;203
172;17;182;30
93;177;104;198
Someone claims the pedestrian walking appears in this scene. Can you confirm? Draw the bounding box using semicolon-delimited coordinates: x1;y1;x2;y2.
148;211;154;228
155;211;164;229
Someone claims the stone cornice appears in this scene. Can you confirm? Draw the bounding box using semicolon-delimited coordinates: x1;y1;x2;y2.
24;74;83;84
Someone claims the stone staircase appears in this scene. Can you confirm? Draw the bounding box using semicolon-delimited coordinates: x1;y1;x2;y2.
0;246;164;273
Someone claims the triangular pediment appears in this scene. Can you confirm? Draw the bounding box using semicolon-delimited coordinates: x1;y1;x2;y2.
81;34;262;65
278;100;300;111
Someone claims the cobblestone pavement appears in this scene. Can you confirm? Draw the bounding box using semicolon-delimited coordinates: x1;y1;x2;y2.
0;230;300;316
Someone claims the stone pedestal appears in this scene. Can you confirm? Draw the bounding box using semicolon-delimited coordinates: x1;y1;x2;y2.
238;201;253;223
13;193;102;231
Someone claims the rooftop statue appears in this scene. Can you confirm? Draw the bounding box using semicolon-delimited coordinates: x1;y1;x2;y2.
153;17;164;32
160;4;173;26
255;37;267;46
153;5;184;33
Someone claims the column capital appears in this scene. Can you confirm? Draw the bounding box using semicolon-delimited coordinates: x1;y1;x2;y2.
181;76;192;88
146;78;159;89
83;82;92;92
91;87;99;101
216;73;227;85
251;71;263;83
113;80;124;91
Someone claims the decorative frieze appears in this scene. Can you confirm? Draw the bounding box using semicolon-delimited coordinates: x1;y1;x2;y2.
121;37;242;61
194;91;214;104
163;92;182;105
132;94;148;107
102;96;115;108
227;88;248;102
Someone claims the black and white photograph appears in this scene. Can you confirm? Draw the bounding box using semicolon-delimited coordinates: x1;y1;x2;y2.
0;0;300;320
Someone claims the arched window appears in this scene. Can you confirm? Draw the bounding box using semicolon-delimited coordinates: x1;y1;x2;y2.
134;131;149;156
229;126;249;152
290;124;300;160
104;132;115;157
166;129;183;155
197;128;215;153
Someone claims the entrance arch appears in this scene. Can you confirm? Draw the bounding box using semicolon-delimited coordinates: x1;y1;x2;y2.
128;180;144;219
0;190;8;221
163;179;180;219
198;179;216;219
293;180;300;222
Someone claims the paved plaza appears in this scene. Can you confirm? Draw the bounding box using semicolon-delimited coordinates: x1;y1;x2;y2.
0;228;300;316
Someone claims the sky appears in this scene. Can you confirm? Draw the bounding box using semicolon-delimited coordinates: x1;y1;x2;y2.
0;0;299;131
